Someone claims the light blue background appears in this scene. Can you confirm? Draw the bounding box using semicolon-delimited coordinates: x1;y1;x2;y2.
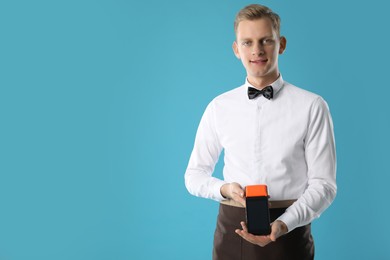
1;0;389;259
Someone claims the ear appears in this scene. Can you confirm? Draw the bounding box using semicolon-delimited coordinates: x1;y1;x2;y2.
278;36;287;54
232;41;241;59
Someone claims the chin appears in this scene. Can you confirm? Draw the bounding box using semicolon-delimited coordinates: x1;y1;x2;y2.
250;71;268;78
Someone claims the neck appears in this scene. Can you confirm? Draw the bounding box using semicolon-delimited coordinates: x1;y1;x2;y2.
247;73;280;90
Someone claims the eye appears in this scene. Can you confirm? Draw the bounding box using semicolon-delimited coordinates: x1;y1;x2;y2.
242;41;251;46
262;38;275;45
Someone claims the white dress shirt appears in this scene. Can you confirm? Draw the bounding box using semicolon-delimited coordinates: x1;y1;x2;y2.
184;75;337;232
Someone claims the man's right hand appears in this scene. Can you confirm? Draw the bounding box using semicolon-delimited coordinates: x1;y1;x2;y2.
220;182;246;207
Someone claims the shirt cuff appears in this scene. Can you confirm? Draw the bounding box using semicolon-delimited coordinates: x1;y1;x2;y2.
276;212;299;233
212;179;228;201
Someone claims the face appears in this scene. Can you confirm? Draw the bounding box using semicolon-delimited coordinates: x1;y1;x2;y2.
233;18;286;87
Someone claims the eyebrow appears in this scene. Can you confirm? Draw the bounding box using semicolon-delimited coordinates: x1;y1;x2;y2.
238;36;275;41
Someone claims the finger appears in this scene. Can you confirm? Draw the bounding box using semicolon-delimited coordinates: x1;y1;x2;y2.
230;189;245;205
231;183;244;196
235;229;256;244
239;197;246;207
232;194;246;207
232;192;244;200
232;189;244;198
240;221;248;232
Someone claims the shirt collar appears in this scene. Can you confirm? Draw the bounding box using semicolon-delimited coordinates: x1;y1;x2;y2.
245;74;284;98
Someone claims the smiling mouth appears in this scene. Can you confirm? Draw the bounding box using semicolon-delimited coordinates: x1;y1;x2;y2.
250;59;268;64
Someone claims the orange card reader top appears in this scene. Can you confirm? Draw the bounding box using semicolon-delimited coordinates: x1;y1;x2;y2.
245;185;268;197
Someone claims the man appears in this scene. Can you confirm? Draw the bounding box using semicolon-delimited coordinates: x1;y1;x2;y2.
184;4;336;260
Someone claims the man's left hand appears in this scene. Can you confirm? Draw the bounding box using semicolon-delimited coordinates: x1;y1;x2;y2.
235;220;288;247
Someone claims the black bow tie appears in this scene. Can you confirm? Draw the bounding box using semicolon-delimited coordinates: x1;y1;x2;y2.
247;86;274;100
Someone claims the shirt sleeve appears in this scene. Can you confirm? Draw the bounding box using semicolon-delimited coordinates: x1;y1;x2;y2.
277;97;337;232
184;101;227;201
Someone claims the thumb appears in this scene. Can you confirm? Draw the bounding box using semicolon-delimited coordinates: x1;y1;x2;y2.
270;221;288;242
269;231;278;242
269;224;281;242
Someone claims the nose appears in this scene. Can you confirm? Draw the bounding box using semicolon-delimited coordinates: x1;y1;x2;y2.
252;42;265;56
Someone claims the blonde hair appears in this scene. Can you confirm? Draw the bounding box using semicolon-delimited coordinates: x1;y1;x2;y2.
234;4;281;36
